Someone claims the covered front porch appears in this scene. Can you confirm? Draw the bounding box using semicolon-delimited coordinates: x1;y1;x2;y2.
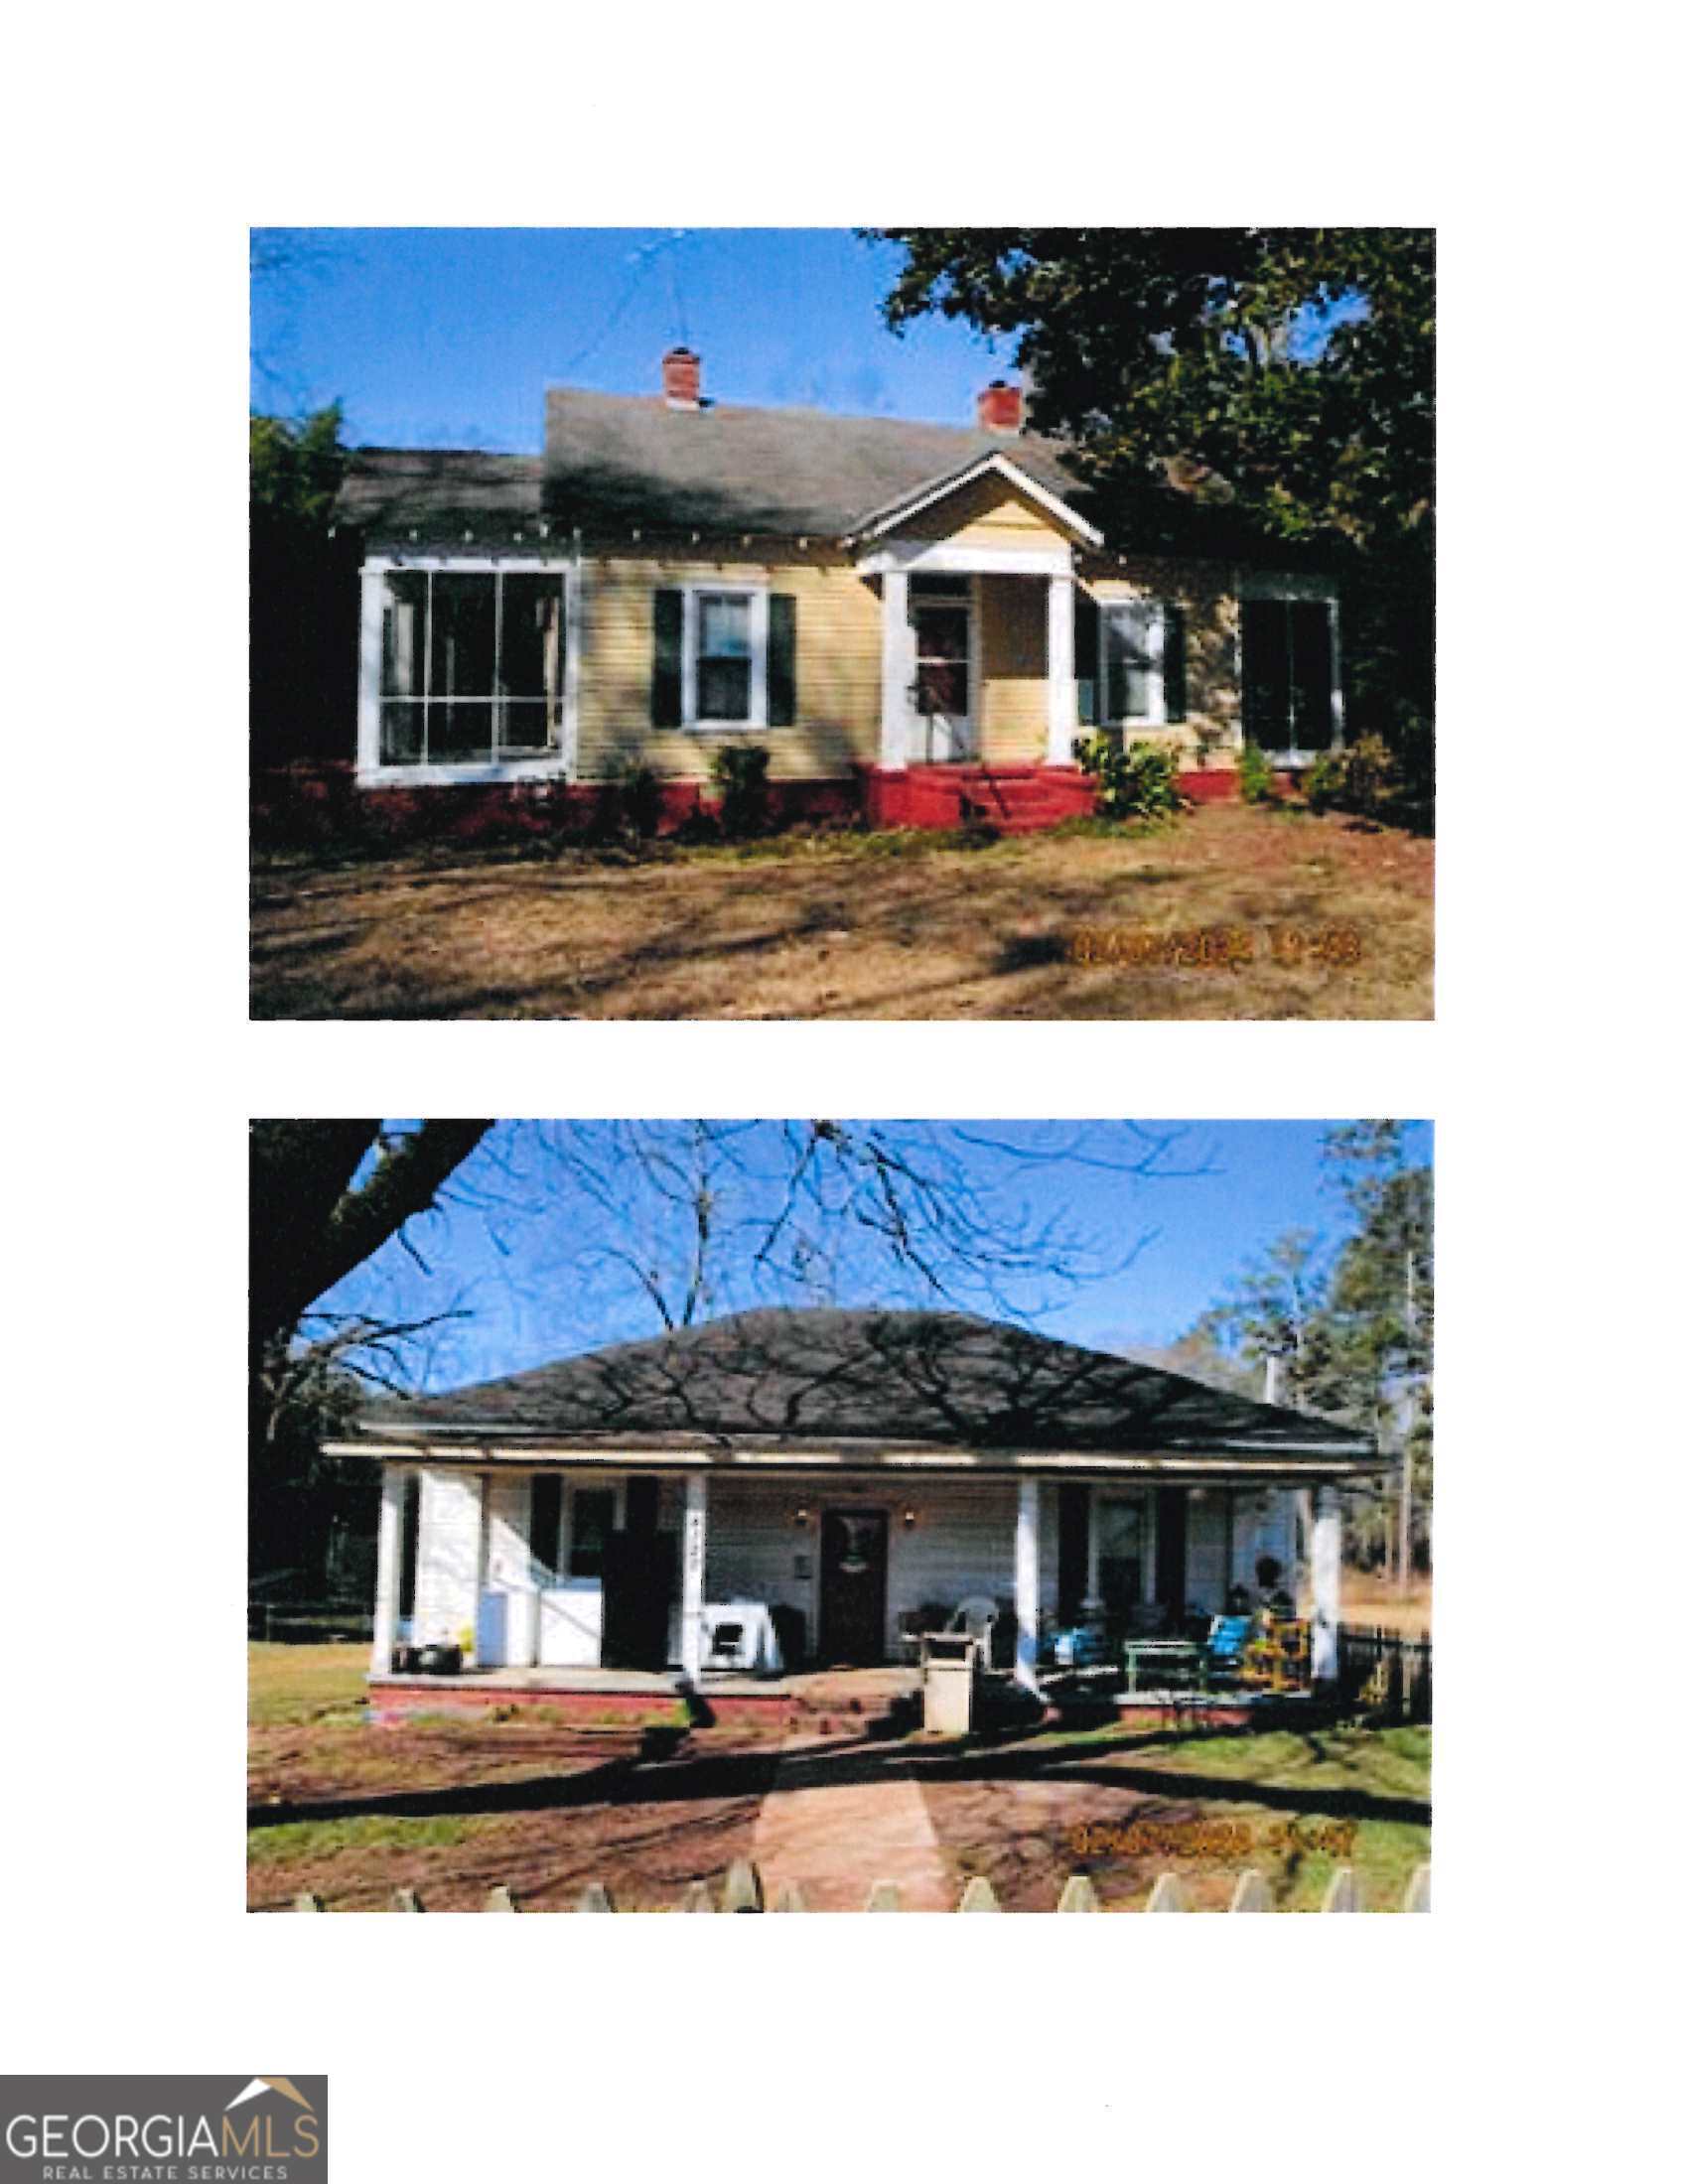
339;1307;1379;1726
849;451;1098;831
364;1460;1351;1699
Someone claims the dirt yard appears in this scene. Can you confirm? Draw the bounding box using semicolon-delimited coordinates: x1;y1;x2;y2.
250;804;1433;1020
248;1649;1430;1911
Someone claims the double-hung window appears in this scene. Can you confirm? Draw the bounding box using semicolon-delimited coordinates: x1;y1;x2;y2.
372;562;569;772
652;584;797;732
1100;599;1172;727
684;585;769;730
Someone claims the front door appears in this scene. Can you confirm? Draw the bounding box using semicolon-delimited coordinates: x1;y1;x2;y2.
912;594;974;761
818;1509;890;1665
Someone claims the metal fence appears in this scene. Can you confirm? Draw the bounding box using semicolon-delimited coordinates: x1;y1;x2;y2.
1335;1624;1432;1723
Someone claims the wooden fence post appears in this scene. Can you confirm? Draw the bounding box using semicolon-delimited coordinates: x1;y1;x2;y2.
721;1859;764;1913
1144;1873;1188;1913
865;1882;902;1911
575;1881;615;1913
678;1880;716;1913
771;1882;808;1913
1056;1874;1100;1913
293;1892;323;1913
1321;1868;1359;1913
485;1884;519;1913
958;1876;1002;1912
1402;1862;1432;1913
391;1887;424;1913
1228;1871;1272;1913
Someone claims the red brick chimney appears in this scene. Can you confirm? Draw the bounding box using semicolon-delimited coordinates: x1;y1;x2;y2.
662;345;701;409
977;378;1023;434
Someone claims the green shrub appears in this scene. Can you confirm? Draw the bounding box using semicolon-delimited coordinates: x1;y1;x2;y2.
1237;742;1275;804
1305;735;1398;819
1302;751;1346;812
709;743;772;839
592;759;663;842
1075;733;1186;822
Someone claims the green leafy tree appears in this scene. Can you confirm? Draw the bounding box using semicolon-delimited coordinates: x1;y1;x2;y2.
866;227;1434;751
249;404;359;779
1181;1123;1433;1576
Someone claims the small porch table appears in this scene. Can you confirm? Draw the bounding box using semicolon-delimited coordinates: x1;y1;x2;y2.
1120;1638;1209;1695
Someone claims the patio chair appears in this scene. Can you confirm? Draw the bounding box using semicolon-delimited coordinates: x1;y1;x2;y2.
1205;1614;1254;1682
948;1595;999;1670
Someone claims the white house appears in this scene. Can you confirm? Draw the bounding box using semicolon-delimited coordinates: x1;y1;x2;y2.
328;1307;1379;1697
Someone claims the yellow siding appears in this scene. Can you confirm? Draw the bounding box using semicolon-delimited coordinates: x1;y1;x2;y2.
575;539;1244;782
578;549;881;783
900;470;1069;551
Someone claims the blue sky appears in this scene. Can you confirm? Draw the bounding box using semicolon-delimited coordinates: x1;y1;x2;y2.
251;228;1020;448
315;1120;1431;1396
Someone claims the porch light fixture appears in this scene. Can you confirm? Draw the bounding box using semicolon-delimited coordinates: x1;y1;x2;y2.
792;1506;811;1530
902;1507;917;1529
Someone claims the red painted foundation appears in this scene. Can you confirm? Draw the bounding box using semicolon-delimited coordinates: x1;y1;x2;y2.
255;758;1253;847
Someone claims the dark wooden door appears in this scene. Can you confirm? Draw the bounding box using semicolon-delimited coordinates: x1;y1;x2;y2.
818;1509;889;1665
602;1477;672;1669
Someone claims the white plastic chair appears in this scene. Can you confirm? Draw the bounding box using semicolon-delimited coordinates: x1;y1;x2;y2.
949;1595;999;1669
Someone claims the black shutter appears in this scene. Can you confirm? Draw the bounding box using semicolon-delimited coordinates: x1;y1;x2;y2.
768;593;797;727
1163;603;1187;723
1074;588;1099;727
651;588;683;728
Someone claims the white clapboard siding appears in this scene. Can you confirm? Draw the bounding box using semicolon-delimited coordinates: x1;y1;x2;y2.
700;1475;1056;1661
413;1470;484;1645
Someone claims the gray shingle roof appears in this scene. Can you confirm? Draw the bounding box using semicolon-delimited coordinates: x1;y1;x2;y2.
352;1306;1374;1464
330;391;1097;545
335;450;543;542
539;388;1087;538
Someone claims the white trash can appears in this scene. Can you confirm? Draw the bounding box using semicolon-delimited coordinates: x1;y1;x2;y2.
921;1632;978;1734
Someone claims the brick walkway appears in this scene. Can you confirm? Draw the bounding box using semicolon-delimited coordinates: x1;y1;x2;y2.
751;1733;955;1911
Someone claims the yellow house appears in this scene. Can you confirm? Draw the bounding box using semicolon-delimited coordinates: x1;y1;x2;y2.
337;348;1344;832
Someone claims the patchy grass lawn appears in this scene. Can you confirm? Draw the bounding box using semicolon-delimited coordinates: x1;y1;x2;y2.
248;1651;1428;1911
247;1642;368;1727
1338;1572;1434;1638
251;803;1432;1020
918;1719;1431;1911
246;1645;774;1912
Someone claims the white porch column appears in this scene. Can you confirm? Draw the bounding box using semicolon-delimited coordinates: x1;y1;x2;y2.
371;1464;405;1676
1015;1478;1042;1691
355;564;384;779
879;568;913;769
1311;1483;1342;1687
1046;570;1077;765
680;1471;709;1682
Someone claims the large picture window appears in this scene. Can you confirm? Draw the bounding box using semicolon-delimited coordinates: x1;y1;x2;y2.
1241;593;1339;754
377;565;568;768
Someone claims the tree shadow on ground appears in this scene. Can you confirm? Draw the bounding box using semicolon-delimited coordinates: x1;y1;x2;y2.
249;1720;1427;1836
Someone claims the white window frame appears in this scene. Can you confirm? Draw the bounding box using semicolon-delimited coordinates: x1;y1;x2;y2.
356;554;580;788
524;1473;629;1586
1096;598;1171;728
1236;572;1344;765
680;580;771;734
